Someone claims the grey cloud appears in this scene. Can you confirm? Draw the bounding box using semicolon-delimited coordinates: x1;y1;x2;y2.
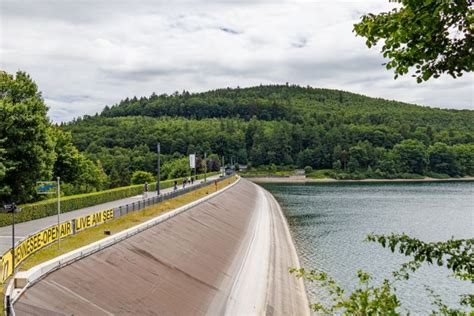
285;56;384;81
1;0;472;123
291;37;308;48
219;27;241;35
99;66;196;81
97;55;387;92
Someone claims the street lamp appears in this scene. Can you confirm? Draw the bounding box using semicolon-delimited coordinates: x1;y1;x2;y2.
204;152;207;182
2;203;22;272
157;142;161;195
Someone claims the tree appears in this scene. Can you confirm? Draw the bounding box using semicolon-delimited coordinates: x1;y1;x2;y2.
207;154;221;172
348;141;376;171
131;171;155;184
393;140;428;174
161;157;191;179
64;85;474;182
291;268;401;315
376;149;397;176
0;146;8;197
52;128;109;194
367;233;473;312
297;148;317;169
292;234;474;315
452;144;474;176
0;71;56;203
354;0;473;82
53;128;82;183
428;142;458;176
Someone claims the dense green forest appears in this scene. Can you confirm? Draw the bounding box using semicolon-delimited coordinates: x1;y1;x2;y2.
0;71;221;204
1;71;473;203
65;84;474;182
0;71;112;204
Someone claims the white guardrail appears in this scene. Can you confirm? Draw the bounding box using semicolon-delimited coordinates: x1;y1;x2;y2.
1;176;229;289
6;176;240;311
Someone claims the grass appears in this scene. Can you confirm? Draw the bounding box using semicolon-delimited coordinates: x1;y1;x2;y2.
306;169;334;179
241;170;296;177
19;176;236;271
22;171;221;207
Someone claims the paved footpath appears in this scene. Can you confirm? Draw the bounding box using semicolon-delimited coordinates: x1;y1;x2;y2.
0;175;220;254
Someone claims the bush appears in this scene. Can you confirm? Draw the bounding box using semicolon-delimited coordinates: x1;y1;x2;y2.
0;172;219;227
335;172;352;180
425;172;451;179
131;171;155;184
399;173;425;179
304;166;313;174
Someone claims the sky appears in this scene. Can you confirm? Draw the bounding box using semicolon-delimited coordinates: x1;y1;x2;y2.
1;0;473;123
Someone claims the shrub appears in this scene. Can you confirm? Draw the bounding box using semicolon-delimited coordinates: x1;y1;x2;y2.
304;166;313;174
131;171;155;184
0;172;219;227
400;173;425;179
425;172;451;179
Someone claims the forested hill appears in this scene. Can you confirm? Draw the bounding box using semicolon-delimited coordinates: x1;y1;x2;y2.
65;85;474;185
99;85;472;129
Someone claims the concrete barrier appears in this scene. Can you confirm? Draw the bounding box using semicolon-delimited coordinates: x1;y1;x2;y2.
1;175;230;287
7;176;240;306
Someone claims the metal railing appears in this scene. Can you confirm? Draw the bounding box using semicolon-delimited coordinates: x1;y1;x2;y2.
5;175;239;316
113;176;229;218
1;176;231;284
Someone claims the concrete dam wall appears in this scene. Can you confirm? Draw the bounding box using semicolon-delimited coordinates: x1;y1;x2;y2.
14;179;309;315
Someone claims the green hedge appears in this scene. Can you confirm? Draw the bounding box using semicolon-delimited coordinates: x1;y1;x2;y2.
0;172;219;227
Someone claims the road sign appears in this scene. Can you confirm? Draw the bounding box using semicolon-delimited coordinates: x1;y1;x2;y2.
189;154;196;169
36;181;57;194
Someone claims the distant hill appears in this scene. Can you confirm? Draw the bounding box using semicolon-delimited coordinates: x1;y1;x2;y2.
99;85;472;127
65;84;474;184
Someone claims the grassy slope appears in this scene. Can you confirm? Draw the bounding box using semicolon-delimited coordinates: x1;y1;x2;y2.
19;176;236;271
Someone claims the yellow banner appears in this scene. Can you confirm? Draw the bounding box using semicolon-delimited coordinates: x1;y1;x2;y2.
0;221;72;283
15;222;72;265
1;250;13;284
75;209;114;232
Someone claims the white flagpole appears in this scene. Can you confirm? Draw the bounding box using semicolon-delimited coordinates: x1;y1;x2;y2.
57;177;60;249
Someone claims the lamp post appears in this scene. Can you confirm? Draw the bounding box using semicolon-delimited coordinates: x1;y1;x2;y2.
204;152;207;182
222;156;225;176
2;203;21;273
156;143;161;195
57;177;61;249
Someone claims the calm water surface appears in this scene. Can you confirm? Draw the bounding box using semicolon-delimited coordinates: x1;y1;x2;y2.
262;181;474;314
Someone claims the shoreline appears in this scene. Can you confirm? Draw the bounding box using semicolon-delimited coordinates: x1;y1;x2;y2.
244;176;474;184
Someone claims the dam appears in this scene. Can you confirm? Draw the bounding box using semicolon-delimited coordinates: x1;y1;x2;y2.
13;178;309;315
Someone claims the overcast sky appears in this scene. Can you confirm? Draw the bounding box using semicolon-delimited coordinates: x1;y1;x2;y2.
1;0;473;122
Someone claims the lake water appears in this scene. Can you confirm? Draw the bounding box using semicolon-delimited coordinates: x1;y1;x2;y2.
261;181;474;314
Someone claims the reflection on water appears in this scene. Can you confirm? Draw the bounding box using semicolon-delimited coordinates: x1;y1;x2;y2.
262;181;474;314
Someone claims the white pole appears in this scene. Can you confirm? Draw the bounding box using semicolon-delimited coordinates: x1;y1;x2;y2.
222;156;225;176
57;177;60;249
204;152;207;182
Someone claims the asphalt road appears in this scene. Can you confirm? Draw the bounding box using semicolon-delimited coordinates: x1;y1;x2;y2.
0;175;220;254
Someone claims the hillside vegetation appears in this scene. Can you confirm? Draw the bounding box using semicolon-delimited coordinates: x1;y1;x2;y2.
64;85;474;181
0;71;109;204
